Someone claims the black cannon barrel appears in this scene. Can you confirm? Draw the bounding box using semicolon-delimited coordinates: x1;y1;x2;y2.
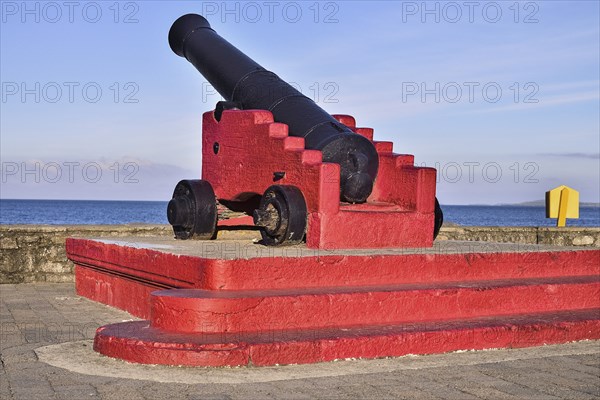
169;14;379;203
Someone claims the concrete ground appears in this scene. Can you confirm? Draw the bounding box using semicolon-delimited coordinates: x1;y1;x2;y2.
1;283;599;400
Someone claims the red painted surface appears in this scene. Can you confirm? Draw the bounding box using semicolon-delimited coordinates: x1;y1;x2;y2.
67;238;203;288
75;266;160;319
149;276;600;333
67;238;600;366
200;110;437;249
94;309;600;367
66;238;600;292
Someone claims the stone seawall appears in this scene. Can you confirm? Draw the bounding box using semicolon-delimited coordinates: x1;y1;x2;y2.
437;226;600;247
1;225;598;284
0;225;171;284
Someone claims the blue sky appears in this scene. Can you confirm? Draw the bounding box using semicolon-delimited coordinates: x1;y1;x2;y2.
1;1;599;204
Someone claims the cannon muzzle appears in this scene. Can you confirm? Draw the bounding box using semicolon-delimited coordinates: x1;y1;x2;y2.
169;14;379;203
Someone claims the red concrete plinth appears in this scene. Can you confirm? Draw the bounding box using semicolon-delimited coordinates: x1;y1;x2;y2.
66;237;600;366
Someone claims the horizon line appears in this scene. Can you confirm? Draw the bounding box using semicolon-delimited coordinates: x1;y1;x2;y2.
1;198;599;207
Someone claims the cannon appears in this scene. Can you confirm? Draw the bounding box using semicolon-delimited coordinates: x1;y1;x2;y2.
168;14;378;204
167;14;442;248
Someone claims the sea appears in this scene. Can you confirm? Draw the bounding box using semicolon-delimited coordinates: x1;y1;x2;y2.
0;199;599;227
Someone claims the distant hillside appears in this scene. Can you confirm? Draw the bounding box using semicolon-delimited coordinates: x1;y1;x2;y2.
508;200;600;207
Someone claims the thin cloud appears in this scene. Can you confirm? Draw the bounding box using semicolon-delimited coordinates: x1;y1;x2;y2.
456;91;599;115
538;153;600;160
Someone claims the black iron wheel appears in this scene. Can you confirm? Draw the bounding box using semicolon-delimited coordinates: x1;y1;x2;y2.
253;185;307;246
433;197;443;240
167;179;217;240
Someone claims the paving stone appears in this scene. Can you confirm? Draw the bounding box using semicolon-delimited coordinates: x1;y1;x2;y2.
13;390;56;400
53;384;100;399
187;394;235;400
552;355;600;378
380;370;479;399
524;356;599;391
498;359;599;397
425;368;519;399
376;384;442;400
95;386;146;400
578;355;600;368
477;364;568;399
0;373;13;397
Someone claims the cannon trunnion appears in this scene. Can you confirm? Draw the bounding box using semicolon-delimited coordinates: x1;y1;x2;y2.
167;14;442;248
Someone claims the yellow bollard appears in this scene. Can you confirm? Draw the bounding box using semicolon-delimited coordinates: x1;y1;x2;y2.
546;185;579;227
557;188;569;227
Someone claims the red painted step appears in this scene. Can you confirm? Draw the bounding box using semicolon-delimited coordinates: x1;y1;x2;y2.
74;266;167;319
67;238;600;293
150;275;600;334
94;308;600;367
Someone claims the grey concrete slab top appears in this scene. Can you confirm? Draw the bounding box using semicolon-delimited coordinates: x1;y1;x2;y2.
82;237;600;260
